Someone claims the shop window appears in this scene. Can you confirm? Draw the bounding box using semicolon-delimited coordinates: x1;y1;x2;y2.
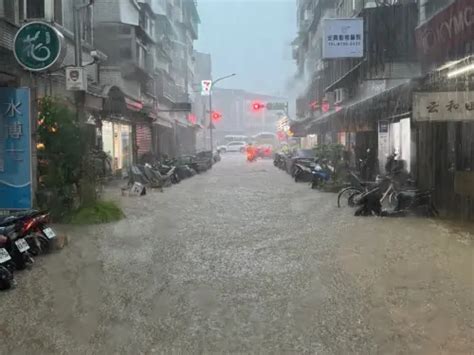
19;0;62;24
1;0;16;22
26;0;45;19
54;0;62;25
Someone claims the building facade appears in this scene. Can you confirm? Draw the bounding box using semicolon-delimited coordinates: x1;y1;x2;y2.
0;0;201;190
291;0;474;219
413;0;474;219
0;0;104;187
94;0;201;166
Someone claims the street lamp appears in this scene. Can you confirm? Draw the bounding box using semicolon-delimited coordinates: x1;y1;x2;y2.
208;73;236;151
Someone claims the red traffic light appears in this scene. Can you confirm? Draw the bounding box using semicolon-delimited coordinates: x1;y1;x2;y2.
251;101;266;112
211;111;222;122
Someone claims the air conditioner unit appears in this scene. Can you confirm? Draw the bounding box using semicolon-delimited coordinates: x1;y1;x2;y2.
335;88;348;104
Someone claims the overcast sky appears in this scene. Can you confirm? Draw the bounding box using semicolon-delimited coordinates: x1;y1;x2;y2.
196;0;297;97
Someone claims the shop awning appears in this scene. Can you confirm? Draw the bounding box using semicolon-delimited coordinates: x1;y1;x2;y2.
154;117;173;128
295;81;417;135
325;60;365;92
125;97;143;112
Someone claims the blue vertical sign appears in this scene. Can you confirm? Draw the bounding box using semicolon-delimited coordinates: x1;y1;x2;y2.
0;88;32;210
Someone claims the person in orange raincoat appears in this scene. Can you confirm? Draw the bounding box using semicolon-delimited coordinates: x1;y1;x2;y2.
246;143;256;161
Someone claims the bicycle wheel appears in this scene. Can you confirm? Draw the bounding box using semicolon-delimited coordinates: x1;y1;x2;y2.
388;191;398;207
337;187;363;208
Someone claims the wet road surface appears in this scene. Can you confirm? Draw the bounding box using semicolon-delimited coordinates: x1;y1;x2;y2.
1;154;473;354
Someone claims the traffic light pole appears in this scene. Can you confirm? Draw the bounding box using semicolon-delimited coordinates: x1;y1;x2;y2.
208;73;236;152
209;92;213;151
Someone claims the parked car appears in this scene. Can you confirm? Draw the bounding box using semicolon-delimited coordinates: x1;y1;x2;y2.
217;145;227;153
226;141;247;153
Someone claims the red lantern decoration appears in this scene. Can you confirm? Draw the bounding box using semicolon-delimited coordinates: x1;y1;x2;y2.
321;100;330;113
188;114;197;124
310;100;320;111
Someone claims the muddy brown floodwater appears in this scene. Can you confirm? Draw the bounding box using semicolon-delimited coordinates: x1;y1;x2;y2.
1;154;473;354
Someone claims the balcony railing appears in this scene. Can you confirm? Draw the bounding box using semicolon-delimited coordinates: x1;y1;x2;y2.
156;75;187;103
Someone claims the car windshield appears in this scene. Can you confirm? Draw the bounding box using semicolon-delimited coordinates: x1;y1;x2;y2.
3;0;472;354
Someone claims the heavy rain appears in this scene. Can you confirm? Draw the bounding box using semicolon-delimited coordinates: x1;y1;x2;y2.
0;0;473;354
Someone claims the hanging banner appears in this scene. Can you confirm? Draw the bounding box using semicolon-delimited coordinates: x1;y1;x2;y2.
413;91;474;122
0;88;32;210
323;18;364;59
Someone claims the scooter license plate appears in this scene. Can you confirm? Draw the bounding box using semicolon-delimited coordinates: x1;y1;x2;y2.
15;238;30;253
0;248;11;263
43;227;56;239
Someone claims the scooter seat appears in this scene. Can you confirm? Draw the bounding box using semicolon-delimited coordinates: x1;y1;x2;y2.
0;224;16;235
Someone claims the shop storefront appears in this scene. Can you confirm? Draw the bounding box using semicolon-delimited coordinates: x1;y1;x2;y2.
153;114;175;158
414;0;474;219
377;115;413;173
296;82;414;179
102;119;133;173
101;86;142;174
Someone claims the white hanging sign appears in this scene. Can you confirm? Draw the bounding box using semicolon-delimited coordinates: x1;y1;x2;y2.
201;80;212;96
66;67;87;91
322;18;364;59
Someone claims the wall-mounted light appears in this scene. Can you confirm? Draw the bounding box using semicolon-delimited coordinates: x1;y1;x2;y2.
447;63;474;78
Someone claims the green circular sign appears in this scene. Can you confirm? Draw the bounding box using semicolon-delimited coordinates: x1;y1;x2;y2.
13;21;66;72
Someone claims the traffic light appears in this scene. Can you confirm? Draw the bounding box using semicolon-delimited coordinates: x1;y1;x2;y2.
251;101;265;112
211;111;222;122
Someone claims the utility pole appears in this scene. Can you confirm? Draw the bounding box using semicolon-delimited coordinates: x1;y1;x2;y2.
73;0;94;66
208;92;213;151
208;73;236;151
73;2;82;67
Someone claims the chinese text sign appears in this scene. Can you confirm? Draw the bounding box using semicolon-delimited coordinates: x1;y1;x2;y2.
323;18;364;59
0;88;32;209
413;91;474;122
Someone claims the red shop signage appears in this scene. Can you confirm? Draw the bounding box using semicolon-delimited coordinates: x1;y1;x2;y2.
415;0;474;66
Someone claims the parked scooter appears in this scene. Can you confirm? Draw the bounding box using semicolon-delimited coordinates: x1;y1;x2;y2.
159;161;180;184
0;224;34;271
0;210;55;256
311;160;333;189
273;152;286;170
293;159;315;182
0;234;15;290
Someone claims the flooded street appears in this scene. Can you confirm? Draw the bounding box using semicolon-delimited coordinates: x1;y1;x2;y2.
1;155;473;354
